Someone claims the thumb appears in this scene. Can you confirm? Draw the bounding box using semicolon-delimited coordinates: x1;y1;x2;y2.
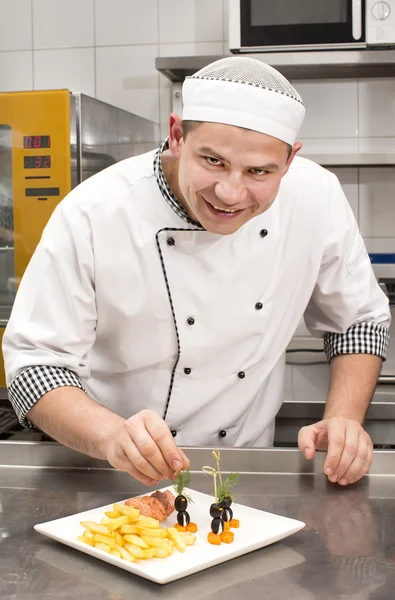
298;425;318;460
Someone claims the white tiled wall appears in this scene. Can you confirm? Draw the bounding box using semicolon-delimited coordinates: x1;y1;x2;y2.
0;0;394;402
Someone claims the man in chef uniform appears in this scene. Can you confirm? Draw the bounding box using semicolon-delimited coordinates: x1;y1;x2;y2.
3;57;390;487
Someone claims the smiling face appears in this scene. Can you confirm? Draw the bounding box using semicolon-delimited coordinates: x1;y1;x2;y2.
167;115;302;235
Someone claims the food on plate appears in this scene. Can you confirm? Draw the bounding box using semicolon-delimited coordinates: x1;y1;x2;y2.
203;450;240;545
124;490;175;522
172;468;198;533
79;499;197;562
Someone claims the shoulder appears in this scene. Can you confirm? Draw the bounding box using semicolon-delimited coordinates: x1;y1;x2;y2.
280;156;340;202
60;149;158;217
287;155;336;182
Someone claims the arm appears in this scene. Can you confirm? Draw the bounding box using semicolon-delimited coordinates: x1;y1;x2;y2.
298;353;380;485
27;386;124;460
27;386;188;485
299;173;390;484
3;195;188;485
324;353;382;423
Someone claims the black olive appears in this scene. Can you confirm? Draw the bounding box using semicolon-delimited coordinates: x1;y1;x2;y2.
177;510;190;526
211;517;224;535
218;496;232;509
221;507;233;522
175;495;188;512
209;503;223;518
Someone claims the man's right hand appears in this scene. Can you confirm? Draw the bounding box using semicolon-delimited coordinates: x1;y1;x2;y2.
103;409;190;485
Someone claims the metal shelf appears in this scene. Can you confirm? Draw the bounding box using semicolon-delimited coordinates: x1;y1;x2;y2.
156;49;395;82
301;153;395;167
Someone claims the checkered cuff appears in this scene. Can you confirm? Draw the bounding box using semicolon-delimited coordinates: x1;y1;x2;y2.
8;366;84;428
324;322;389;362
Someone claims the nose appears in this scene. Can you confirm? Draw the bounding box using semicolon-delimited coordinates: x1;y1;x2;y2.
214;173;248;206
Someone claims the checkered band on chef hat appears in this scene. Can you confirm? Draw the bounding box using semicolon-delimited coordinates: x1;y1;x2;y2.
182;56;305;145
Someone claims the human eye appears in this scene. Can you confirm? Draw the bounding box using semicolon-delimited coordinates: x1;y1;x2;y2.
249;168;268;176
205;156;223;166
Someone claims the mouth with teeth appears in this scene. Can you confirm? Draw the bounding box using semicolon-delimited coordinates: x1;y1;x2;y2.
204;199;245;219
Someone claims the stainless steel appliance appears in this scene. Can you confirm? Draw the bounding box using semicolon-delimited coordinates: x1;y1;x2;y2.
229;0;395;53
0;90;160;390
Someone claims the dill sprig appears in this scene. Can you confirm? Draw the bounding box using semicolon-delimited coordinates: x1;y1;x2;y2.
216;472;239;503
172;468;194;503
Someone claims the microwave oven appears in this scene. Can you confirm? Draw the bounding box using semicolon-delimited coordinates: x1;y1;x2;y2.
229;0;395;52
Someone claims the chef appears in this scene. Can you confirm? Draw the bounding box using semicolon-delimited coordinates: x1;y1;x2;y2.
3;57;390;487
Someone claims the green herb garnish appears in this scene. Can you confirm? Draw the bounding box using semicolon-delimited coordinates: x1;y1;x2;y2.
216;472;240;503
173;468;194;503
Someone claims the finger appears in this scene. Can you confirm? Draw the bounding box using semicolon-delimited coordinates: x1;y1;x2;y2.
179;448;190;470
347;436;373;484
298;425;318;459
338;440;369;485
121;434;168;481
329;421;360;483
107;445;161;486
143;413;186;473
121;460;161;486
127;420;174;479
324;418;347;478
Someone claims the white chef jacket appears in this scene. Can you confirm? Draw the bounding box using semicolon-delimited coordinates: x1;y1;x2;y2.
3;150;390;447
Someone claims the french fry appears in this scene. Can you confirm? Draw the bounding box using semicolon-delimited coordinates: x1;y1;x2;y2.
113;504;140;521
95;542;111;553
119;524;140;535
142;548;156;559
106;515;129;531
118;546;136;562
93;533;116;549
154;547;169;558
140;535;165;548
167;527;186;553
136;516;160;529
124;543;144;559
78;535;94;546
113;531;125;547
179;532;196;546
105;510;122;519
123;534;149;549
136;527;167;538
80;499;196;564
162;539;174;555
80;521;110;536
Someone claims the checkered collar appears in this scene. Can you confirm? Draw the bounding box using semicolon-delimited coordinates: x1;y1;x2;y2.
153;139;203;228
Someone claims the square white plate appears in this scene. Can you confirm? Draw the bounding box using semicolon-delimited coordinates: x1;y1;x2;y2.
34;486;305;585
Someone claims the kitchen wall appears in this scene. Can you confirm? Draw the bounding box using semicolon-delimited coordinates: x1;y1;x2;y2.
0;0;394;402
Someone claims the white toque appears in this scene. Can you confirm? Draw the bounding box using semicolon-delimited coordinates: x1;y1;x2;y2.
182;56;305;145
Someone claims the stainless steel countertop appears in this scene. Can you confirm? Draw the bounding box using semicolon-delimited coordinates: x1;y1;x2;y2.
1;443;395;599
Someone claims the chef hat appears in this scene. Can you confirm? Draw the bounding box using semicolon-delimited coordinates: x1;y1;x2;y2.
182;56;305;145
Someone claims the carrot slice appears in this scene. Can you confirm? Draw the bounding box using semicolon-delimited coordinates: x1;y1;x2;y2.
223;521;230;531
220;531;234;544
229;519;239;528
174;524;186;532
208;532;221;545
186;522;198;533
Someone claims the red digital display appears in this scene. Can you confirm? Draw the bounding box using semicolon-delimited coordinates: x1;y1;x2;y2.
23;135;51;149
24;156;51;169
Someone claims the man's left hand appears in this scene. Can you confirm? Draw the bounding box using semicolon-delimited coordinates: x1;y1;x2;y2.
298;417;373;485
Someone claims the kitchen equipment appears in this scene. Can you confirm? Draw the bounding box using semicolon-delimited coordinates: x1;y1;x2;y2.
0;90;159;387
229;0;395;53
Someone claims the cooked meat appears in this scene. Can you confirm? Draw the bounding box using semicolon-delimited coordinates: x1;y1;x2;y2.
125;490;175;522
151;490;175;517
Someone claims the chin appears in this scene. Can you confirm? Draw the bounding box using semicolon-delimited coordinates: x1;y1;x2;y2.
202;219;245;236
